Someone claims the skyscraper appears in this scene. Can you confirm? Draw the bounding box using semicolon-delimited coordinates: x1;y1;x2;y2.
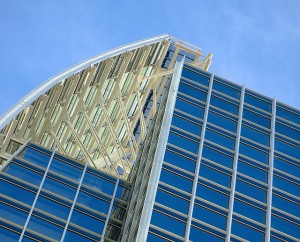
0;35;299;242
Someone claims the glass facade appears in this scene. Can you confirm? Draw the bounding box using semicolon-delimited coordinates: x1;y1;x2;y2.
146;64;300;242
0;143;130;241
0;39;299;242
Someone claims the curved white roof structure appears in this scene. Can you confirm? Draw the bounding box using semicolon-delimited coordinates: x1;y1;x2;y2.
0;35;212;178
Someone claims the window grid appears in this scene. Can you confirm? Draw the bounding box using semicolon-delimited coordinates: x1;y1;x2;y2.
225;85;245;242
184;72;214;241
19;146;58;241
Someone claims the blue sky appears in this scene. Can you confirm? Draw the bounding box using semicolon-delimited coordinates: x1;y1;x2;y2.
0;0;299;116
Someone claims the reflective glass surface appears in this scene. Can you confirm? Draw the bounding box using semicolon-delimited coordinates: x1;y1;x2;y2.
175;98;204;118
231;220;264;241
233;199;265;224
168;131;199;154
150;210;186;237
0;202;28;227
181;67;209;86
155;189;189;214
4;162;43;186
70;210;104;234
193;203;227;229
196;184;229;208
27;215;64;240
0;180;35;205
35;196;70;220
190;226;224;242
164;148;196;173
43;177;76;200
160;168;193;193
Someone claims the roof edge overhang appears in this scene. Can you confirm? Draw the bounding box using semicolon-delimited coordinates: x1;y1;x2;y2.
0;34;171;130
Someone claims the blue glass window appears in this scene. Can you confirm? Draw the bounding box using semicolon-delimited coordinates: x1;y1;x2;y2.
82;172;115;195
164;149;196;173
202;146;233;168
213;81;240;99
208;111;237;132
160;169;193;193
274;157;300;178
199;165;231;188
270;236;285;242
210;95;239;115
236;180;266;203
193;204;227;229
239;144;269;164
43;177;76;200
171;115;201;136
241;125;269;146
277;105;300;125
0;227;20;242
35;196;70;220
155;189;189;214
272;194;300;217
205;129;235;150
243;109;270;128
4;163;43;186
181;68;209;86
0;180;35;205
70;210;104;234
0;202;28;226
196;184;229;208
237;161;267;183
273;175;300;197
189;226;223;242
168;132;199;154
27;215;63;240
77;191;110;214
175;98;204;118
64;230;93;242
147;233;169;241
233;200;265;224
276;122;300;141
19;148;50;168
231;220;264;242
271;214;300;238
49;159;82;182
178;81;207;102
150;210;186;237
275;139;300;160
245;93;272;112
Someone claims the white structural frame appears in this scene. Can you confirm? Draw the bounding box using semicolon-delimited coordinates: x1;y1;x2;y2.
184;72;214;241
0;34;211;179
136;59;184;241
0;34;170;130
225;85;245;242
265;98;276;242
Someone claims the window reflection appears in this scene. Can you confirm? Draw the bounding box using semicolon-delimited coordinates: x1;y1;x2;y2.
196;184;229;208
181;68;209;86
175;98;204;119
213;80;240;99
164;149;196;173
236;179;266;203
231;220;264;242
193;203;227;229
155;189;189;214
233;199;265;224
178;81;207;102
160;168;193;193
150;210;186;237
